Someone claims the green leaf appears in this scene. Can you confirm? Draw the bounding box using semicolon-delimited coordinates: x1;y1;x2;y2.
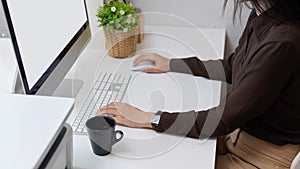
96;1;139;30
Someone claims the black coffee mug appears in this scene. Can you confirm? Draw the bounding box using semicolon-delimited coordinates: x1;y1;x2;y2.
85;116;124;156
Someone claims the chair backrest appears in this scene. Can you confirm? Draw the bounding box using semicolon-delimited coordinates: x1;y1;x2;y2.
291;151;300;169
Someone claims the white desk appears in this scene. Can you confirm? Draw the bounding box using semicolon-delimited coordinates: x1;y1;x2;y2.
67;25;225;169
0;94;74;169
0;38;17;93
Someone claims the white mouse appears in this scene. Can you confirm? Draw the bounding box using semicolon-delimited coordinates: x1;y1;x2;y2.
130;61;155;71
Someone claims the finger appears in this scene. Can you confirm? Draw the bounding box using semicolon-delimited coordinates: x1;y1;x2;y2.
96;109;104;116
101;102;120;110
104;102;126;110
133;53;155;66
113;115;123;125
141;67;163;73
100;103;117;110
96;109;109;116
96;109;119;116
133;55;149;66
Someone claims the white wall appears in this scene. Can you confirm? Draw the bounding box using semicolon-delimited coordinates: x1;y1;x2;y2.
130;0;251;56
85;0;103;36
86;0;251;56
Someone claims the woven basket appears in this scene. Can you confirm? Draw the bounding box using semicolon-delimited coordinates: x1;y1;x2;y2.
104;28;138;58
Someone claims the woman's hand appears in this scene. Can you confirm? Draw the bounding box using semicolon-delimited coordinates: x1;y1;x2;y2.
133;52;171;73
96;102;155;129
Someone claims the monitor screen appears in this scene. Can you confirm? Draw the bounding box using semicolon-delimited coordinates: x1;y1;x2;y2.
1;0;90;95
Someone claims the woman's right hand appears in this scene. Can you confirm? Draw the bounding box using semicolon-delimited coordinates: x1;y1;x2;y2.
133;52;171;73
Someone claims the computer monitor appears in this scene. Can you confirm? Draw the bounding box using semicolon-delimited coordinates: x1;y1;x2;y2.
1;0;91;96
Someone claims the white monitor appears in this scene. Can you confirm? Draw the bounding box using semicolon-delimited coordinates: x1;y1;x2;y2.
1;0;91;95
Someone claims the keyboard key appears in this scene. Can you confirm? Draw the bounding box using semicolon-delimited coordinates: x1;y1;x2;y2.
113;74;121;83
124;76;131;84
108;75;114;83
120;84;126;92
118;76;125;83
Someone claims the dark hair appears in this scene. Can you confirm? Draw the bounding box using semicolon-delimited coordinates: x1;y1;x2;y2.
224;0;300;24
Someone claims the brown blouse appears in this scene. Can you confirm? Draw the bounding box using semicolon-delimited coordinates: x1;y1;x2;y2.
154;9;300;145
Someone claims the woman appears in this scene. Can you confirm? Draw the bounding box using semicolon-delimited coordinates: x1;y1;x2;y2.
98;0;300;168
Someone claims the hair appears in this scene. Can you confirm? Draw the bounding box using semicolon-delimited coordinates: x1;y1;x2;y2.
224;0;300;24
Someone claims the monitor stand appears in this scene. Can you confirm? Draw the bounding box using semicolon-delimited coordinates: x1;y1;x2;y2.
13;73;25;94
53;79;84;98
14;73;83;98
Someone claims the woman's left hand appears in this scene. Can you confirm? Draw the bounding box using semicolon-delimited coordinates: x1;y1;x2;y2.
96;102;154;129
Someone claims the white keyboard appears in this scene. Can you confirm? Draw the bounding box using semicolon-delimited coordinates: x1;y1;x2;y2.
72;72;131;134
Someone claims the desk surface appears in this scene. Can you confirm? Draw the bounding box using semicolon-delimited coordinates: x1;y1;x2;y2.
0;94;74;169
0;38;17;93
67;25;225;169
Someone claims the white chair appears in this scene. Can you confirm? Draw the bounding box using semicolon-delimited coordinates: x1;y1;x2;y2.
291;151;300;169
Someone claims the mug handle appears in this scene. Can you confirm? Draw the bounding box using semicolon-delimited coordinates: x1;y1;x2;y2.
113;130;124;144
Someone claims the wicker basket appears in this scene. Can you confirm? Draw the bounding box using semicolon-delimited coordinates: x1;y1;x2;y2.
104;28;138;58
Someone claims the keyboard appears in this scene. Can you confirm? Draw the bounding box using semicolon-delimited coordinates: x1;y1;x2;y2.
72;72;131;134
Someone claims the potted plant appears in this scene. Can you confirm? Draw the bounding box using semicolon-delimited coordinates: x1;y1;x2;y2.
97;0;139;58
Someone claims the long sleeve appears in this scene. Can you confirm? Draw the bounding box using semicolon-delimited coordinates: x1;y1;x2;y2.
154;41;297;139
169;54;235;84
169;11;256;84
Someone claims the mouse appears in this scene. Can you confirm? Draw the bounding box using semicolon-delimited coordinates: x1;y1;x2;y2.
130;61;155;71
